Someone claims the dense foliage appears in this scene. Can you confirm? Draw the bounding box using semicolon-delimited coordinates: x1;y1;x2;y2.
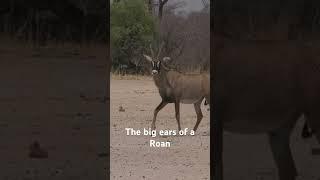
111;0;156;73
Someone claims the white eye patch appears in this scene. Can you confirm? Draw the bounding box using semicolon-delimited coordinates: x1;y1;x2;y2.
151;61;160;69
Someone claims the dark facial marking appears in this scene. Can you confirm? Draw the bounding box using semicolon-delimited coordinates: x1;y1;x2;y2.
151;61;161;72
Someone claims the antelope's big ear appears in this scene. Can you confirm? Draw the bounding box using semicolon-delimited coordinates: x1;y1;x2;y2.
162;57;171;63
143;54;152;62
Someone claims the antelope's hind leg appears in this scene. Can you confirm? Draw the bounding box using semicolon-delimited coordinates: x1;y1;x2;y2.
152;100;168;130
174;100;181;131
268;126;297;180
193;98;204;131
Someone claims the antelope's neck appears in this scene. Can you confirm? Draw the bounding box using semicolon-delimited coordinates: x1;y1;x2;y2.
153;69;170;90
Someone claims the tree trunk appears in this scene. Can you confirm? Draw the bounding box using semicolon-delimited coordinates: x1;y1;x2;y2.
147;0;153;14
158;0;168;23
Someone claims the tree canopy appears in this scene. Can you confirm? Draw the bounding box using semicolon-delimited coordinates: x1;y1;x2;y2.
111;0;156;71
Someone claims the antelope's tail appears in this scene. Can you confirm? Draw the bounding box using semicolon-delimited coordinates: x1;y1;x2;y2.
302;122;314;139
204;100;210;111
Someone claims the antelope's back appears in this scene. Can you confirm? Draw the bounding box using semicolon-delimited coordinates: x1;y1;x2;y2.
165;71;209;103
213;38;303;132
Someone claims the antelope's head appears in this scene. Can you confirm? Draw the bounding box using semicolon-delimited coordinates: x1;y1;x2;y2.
143;43;171;75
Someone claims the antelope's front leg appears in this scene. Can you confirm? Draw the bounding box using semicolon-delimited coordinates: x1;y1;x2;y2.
193;99;203;131
152;100;168;130
174;100;181;131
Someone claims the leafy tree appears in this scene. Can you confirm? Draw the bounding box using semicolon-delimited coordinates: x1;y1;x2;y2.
111;0;156;72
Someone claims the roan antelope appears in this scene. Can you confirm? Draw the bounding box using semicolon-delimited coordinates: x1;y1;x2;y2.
213;36;320;180
143;44;210;131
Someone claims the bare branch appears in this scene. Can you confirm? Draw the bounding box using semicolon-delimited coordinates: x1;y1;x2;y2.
157;42;164;59
158;0;169;22
149;44;155;57
164;1;186;14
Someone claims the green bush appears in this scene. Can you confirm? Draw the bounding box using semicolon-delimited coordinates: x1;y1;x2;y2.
111;0;156;73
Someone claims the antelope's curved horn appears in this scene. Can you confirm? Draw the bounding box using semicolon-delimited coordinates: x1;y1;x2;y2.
149;44;155;58
157;42;164;59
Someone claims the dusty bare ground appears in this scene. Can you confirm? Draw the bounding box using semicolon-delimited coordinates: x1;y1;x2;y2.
0;45;107;180
110;79;210;180
223;118;320;180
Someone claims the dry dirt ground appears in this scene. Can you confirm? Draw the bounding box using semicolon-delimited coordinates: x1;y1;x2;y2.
110;79;210;180
2;45;319;180
222;117;320;180
0;45;108;180
110;79;320;180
